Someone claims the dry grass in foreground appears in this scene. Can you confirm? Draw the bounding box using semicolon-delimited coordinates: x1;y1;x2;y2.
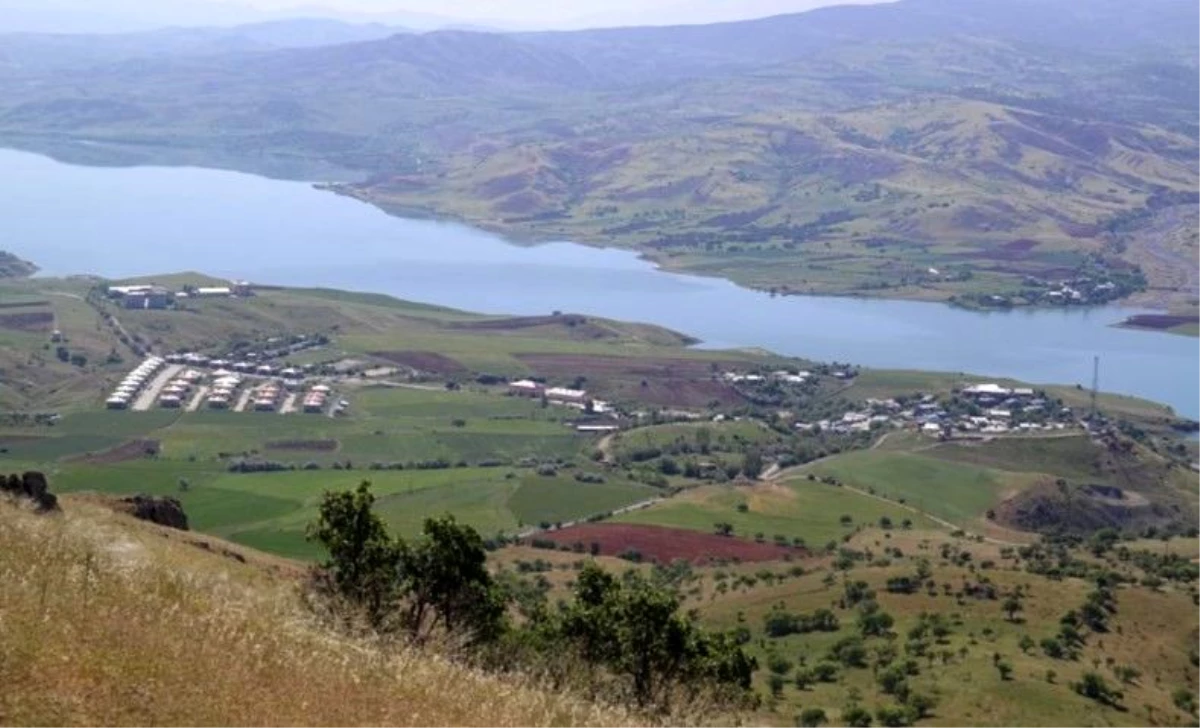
0;496;635;727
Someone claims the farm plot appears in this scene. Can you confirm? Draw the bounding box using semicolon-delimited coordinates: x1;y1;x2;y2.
804;450;1019;526
616;479;941;546
533;523;802;564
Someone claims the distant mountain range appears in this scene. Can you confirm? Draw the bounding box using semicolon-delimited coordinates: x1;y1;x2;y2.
0;0;1195;305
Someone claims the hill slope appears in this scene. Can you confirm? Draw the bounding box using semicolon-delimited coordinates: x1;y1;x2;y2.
0;495;632;726
353;96;1195;298
0;0;1195;306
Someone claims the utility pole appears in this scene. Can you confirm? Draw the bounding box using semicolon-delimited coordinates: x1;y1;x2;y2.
1089;355;1099;421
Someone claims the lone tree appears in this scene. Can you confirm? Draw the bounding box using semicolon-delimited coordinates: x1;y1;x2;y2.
307;481;504;642
554;563;756;711
742;448;765;480
1073;671;1124;708
1002;593;1024;622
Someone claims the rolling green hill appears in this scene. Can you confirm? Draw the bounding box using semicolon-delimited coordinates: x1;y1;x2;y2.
0;0;1195;307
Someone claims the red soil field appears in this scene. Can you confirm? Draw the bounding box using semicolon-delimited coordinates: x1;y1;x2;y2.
68;439;160;465
0;311;54;332
369;350;468;375
513;354;746;408
533;523;802;564
264;439;339;452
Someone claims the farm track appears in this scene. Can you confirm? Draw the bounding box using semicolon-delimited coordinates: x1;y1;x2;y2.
516;495;664;539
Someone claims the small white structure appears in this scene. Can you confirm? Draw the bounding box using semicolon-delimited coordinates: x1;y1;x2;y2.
963;383;1012;397
508;379;544;397
545;387;588;404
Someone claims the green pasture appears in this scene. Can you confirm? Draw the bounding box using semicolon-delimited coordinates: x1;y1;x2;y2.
803;451;1015;526
616;478;940;546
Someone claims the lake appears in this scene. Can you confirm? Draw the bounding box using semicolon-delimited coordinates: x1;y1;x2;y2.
3;147;1196;419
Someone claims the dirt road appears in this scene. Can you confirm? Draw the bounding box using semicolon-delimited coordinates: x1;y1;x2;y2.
131;364;183;411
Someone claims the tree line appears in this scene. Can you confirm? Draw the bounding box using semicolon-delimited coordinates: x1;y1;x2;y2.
306;481;757;716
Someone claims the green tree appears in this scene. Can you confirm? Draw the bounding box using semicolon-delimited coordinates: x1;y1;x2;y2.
843;705;873;727
798;707;828;727
1002;593;1024;622
858;605;895;637
1073;671;1123;707
307;481;402;629
905;691;937;720
877;665;909;697
742;448;765;479
555;563;756;710
400;515;506;644
1172;687;1197;715
308;483;504;643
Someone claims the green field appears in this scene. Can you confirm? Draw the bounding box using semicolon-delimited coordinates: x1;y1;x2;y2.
43;461;656;559
616;479;941;546
610;419;782;456
803;451;1020;526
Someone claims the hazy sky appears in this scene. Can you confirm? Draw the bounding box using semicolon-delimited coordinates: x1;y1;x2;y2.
255;0;868;27
0;0;881;33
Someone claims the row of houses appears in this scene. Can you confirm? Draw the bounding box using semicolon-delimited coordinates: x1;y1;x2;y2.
164;352;305;379
722;369;813;385
158;369;204;409
105;356;165;409
206;374;245;409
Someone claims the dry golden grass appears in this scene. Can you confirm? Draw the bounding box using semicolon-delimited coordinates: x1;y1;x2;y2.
0;496;637;727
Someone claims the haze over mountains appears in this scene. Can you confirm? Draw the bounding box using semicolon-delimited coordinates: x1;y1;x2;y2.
0;0;1195;304
0;0;861;33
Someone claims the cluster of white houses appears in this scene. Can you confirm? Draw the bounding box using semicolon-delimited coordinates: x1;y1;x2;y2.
164;352;304;379
723;369;812;385
302;384;335;414
157;369;205;408
105;356;165;409
205;372;244;410
506;379;616;413
508;380;587;403
796;384;1074;438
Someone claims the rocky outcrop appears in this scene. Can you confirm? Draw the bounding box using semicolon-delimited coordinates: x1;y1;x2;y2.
1;471;58;512
119;495;189;531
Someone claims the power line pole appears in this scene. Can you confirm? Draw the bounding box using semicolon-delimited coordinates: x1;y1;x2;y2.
1090;355;1099;421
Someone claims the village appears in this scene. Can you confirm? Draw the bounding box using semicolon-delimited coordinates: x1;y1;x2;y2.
105;354;347;416
798;382;1079;439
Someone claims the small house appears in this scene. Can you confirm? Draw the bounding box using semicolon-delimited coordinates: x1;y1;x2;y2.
508;380;544;397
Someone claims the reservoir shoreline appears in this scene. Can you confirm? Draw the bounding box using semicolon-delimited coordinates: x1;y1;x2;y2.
2;147;1196;419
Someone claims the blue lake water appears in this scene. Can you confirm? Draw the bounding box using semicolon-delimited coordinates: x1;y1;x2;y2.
3;148;1196;419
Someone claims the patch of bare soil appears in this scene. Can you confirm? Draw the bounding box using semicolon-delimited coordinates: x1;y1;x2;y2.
67;439;160;465
369;351;468;375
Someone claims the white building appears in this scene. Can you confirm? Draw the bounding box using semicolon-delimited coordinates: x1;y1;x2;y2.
508;380;544;397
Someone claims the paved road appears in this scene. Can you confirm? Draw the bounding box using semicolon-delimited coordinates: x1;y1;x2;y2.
233;389;253;413
131;364;183;411
279;393;297;415
186;386;209;412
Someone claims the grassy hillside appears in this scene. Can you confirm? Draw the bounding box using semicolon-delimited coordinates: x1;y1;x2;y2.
0;495;634;726
0;0;1195;308
354;97;1196;304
